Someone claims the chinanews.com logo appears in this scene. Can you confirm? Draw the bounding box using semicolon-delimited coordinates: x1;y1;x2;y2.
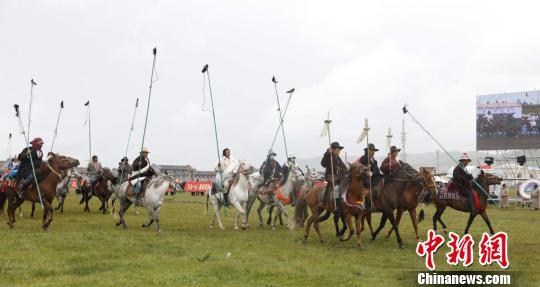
415;230;511;286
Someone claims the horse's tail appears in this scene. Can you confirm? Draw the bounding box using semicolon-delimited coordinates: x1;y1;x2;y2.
292;193;308;230
418;204;425;223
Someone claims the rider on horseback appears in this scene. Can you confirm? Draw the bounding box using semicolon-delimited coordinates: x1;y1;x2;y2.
259;150;282;203
380;146;402;178
87;155;103;197
321;142;347;212
17;137;44;199
357;143;383;193
214;148;239;206
117;157;132;183
130;147;155;206
453;153;475;212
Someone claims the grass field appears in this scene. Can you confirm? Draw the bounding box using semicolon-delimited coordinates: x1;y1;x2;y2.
1;193;539;287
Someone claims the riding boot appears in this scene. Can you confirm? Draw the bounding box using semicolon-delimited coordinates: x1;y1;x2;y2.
224;191;230;207
18;177;33;199
333;198;341;216
465;192;476;213
135;182;142;206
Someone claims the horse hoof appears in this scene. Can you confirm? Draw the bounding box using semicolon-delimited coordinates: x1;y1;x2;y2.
116;222;121;227
443;229;448;234
271;227;276;231
209;225;213;229
357;243;364;250
142;224;148;228
398;243;404;249
234;226;239;230
371;236;376;241
220;227;225;231
320;240;324;244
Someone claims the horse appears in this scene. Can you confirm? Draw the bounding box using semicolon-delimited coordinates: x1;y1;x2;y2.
265;169;306;227
55;168;81;213
206;161;257;230
293;167;352;244
91;169;117;214
369;162;434;248
2;153;80;230
113;173;178;232
338;162;370;248
78;179;92;212
383;167;437;241
255;167;304;230
418;166;503;235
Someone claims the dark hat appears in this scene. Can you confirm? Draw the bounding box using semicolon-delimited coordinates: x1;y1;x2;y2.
122;156;128;161
364;143;379;152
330;142;344;150
390;146;401;153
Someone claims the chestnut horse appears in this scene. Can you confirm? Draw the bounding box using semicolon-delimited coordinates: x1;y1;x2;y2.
384;167;437;240
369;163;434;248
418;167;502;234
3;153;79;229
339;163;370;248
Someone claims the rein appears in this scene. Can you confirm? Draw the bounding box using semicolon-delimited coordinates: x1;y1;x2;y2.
46;162;63;180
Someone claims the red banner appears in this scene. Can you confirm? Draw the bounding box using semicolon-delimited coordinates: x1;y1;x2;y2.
183;181;212;193
314;181;327;188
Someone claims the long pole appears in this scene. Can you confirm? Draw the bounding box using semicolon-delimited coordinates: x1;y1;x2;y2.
202;64;226;214
27;79;37;142
324;112;337;211
84;101;92;162
272;76;289;157
50;101;64;153
403;106;500;207
14;104;44;208
139;48;157;154
5;133;12;159
124;98;139;158
364;119;373;211
270;88;294;152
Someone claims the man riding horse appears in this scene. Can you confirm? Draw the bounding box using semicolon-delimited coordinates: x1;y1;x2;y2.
380;146;402;178
129;147;155;206
87;155;103;197
213;148;239;206
321;142;347;213
17;137;44;199
453;153;475;212
357;143;383;192
259;150;282;203
117;156;132;183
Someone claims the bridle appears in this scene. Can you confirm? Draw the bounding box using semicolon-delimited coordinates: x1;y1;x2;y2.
46;161;63;180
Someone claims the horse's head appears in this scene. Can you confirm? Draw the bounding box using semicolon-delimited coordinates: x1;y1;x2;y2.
47;153;80;171
102;168;118;185
480;171;503;186
349;162;368;181
305;168;322;183
418;167;437;193
290;168;305;183
237;161;255;175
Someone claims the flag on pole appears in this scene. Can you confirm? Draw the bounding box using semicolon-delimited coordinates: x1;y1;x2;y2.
386;127;393;153
83;101;90;126
321;112;331;137
356;118;370;143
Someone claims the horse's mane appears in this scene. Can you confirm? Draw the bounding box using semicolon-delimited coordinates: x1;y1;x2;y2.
466;166;482;179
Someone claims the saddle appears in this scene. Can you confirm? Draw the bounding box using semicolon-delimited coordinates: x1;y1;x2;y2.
1;177;18;193
125;177;150;200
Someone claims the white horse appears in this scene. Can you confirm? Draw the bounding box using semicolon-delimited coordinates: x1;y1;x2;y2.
255;168;304;230
113;173;177;232
207;161;257;230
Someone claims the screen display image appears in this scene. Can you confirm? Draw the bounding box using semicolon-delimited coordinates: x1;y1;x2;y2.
477;91;540;150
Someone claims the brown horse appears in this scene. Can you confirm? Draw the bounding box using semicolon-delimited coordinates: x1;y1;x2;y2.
418;167;502;235
339;163;370;248
92;169;117;214
369;163;433;248
384;167;437;240
3;153;79;229
293;167;353;243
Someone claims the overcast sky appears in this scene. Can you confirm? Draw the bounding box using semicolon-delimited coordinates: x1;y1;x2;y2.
1;0;539;170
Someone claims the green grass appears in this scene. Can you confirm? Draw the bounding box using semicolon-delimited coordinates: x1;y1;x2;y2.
1;193;539;287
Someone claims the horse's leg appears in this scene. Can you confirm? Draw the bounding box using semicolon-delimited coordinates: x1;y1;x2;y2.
408;208;420;241
267;205;273;226
385;209;403;248
154;207;161;232
31;202;36;219
214;200;225;231
318;208;331;222
340;211;354;242
304;215;314;241
479;211;495;235
463;210;478;235
339;213;348;237
333;212;341;238
372;213;388;240
142;205;154;228
386;208;404;239
355;213;364;248
257;201;265;227
7;196;25;228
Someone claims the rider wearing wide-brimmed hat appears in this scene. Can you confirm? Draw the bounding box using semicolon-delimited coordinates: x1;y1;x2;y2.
453;153;475;212
259;149;282;203
130;147;155;205
357;143;383;190
320;142;348;209
380;146;402;177
16;137;44;199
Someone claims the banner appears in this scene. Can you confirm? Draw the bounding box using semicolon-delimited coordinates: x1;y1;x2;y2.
183;181;212;193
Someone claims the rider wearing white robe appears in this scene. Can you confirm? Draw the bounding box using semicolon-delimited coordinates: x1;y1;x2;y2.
213;148;239;193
